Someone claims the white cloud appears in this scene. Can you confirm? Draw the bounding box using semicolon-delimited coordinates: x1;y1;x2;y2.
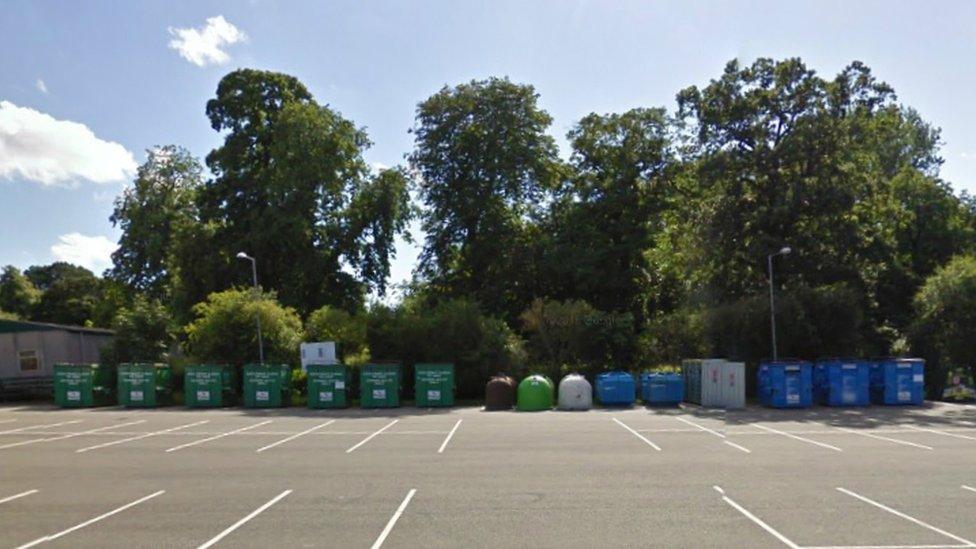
168;15;247;67
50;233;117;273
35;78;48;94
0;101;137;186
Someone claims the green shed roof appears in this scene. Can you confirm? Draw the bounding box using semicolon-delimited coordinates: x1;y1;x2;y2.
0;319;114;336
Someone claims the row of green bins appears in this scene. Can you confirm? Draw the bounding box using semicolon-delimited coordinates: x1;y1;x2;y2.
308;364;351;408
185;364;238;407
118;363;173;407
243;363;292;408
54;363;116;407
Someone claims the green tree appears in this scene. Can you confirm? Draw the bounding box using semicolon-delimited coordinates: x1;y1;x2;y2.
109;146;203;298
542;108;675;338
185;288;303;365
305;306;368;363
0;266;40;318
912;256;976;396
25;263;101;326
198;69;412;315
409;77;560;319
100;296;173;365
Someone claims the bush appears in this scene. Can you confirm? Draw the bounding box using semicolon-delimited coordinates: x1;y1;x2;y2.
305;306;369;364
912;255;976;398
184;288;303;365
366;298;525;399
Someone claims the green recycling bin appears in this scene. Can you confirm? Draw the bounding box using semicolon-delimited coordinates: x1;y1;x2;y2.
361;363;400;408
118;363;172;407
243;363;292;408
53;363;116;407
517;374;555;411
307;364;350;408
184;364;237;407
415;363;454;407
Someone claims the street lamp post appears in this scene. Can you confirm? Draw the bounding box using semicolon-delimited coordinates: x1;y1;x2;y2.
767;246;792;361
236;252;265;365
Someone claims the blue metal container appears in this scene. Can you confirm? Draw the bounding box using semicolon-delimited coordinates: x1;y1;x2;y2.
814;360;871;407
870;359;925;405
595;371;636;406
758;361;813;408
640;373;683;406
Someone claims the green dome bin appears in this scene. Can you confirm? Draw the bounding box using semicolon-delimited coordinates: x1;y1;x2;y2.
517;375;554;411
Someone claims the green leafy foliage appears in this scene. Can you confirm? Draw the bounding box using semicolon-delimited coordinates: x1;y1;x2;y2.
305;306;368;364
100;296;173;365
0;266;40;318
185;288;303;365
912;256;976;396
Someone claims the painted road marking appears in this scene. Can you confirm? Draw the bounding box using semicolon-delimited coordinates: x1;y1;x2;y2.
346;420;399;453
834;427;934;450
76;420;210;453
371;489;417;549
0;419;16;425
437;420;462;454
0;420;83;435
166;420;273;453
15;490;164;549
713;485;800;549
0;420;146;450
256;420;335;453
752;423;843;452
0;489;38;505
675;416;751;453
836;487;976;547
197;490;292;549
962;485;976;494
905;425;976;442
612;418;662;451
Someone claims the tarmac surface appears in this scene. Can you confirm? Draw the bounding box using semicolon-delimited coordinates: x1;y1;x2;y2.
1;402;975;548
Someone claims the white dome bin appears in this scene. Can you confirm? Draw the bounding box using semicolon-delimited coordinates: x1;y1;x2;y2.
557;374;593;411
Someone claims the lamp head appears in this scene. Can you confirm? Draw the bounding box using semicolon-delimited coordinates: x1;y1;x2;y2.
236;252;250;260
780;246;792;255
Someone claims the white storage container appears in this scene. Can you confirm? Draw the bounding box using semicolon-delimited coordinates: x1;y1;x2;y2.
300;341;337;371
682;358;745;409
557;374;593;411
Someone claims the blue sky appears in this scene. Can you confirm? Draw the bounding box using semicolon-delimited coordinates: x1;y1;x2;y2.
2;1;975;291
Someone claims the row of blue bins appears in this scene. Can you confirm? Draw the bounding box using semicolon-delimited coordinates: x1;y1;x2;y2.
758;359;925;408
591;371;684;406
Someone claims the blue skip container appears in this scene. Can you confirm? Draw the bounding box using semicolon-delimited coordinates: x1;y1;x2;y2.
758;361;813;408
814;360;871;407
596;371;636;406
640;373;683;406
870;359;925;405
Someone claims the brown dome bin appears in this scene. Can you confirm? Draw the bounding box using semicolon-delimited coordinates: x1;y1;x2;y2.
485;375;517;410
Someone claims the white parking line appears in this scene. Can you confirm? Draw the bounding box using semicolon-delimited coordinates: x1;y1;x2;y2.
197;490;292;549
0;420;146;450
0;489;38;505
612;418;661;451
834;427;934;450
15;490;164;549
752;423;843;452
437;420;462;454
0;419;16;425
0;420;83;435
962;485;976;495
836;487;976;547
166;420;273;453
256;420;335;453
346;420;398;453
674;416;751;453
371;488;417;549
905;425;976;442
76;420;211;453
713;485;800;549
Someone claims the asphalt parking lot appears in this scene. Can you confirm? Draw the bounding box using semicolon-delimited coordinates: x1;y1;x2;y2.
1;402;975;548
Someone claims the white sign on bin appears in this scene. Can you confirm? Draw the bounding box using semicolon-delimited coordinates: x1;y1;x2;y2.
196;390;210;401
67;390;80;401
256;390;269;401
300;342;338;371
372;389;386;399
130;390;144;401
